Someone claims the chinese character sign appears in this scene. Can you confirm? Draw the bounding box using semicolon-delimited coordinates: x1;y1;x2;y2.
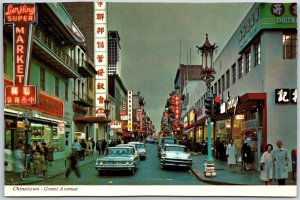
94;2;108;117
127;90;133;132
4;4;38;105
275;89;297;104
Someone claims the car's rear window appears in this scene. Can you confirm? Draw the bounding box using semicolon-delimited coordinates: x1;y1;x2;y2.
162;138;177;144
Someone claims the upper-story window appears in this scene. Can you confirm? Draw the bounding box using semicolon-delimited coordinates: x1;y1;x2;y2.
40;67;45;91
226;70;230;89
254;40;261;66
232;63;236;84
238;57;243;79
65;82;68;101
221;75;225;92
283;33;297;59
245;49;251;74
55;76;59;97
214;83;217;96
218;79;221;95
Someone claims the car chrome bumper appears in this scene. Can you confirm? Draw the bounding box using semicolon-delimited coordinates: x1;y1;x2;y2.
95;165;135;171
160;159;192;167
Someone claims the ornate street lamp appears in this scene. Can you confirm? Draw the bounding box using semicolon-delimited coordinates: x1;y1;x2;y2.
196;33;218;177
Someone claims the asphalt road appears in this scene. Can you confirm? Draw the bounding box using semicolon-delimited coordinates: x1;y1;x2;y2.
31;144;206;185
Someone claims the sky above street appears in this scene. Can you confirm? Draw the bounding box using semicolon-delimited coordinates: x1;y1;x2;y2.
108;2;253;131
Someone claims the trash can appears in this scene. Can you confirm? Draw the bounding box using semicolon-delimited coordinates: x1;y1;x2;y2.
291;149;297;180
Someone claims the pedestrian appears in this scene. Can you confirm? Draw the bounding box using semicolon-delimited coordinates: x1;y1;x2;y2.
226;139;237;173
41;142;48;164
260;144;274;185
72;139;82;160
273;140;290;185
96;140;101;156
91;139;95;155
47;142;54;166
86;140;92;156
31;141;40;154
219;141;226;161
80;139;87;160
241;137;252;171
5;144;14;182
101;139;107;155
24;144;32;177
214;137;221;159
38;147;47;178
14;142;25;180
32;150;41;175
65;150;81;178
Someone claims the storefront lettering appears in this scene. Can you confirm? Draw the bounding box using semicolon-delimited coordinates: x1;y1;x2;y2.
220;97;239;114
276;17;297;24
275;89;297;104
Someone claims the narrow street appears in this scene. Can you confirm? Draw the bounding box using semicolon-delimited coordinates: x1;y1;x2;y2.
30;144;206;185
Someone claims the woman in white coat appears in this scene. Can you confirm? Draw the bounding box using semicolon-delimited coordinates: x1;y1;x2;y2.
226;139;237;173
260;144;274;185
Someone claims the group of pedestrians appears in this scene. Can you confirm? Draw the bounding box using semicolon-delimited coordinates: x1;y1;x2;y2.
72;138;95;160
4;140;55;182
224;138;290;185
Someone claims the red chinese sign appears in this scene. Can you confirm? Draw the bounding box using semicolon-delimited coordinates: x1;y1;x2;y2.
4;4;37;105
171;95;181;120
23;92;64;118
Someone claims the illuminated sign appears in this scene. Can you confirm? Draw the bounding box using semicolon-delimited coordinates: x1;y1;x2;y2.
275;89;297;104
127;90;133;131
4;4;38;105
94;2;108;117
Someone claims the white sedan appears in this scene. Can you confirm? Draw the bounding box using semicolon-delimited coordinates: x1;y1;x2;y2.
160;144;192;170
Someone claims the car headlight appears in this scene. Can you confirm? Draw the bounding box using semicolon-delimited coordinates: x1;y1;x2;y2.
126;161;133;165
100;161;103;165
161;153;166;157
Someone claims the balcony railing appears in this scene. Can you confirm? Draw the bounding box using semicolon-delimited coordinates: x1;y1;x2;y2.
34;27;79;73
73;92;94;107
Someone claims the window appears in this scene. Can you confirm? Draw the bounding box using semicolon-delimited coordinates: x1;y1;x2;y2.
211;87;213;96
221;75;225;92
214;83;217;96
226;70;230;89
245;49;251;74
254;40;261;66
88;77;93;90
77;80;80;97
218;79;221;95
82;82;84;97
65;82;68;101
40;67;45;91
232;63;236;84
55;76;59;97
238;57;243;79
283;33;297;59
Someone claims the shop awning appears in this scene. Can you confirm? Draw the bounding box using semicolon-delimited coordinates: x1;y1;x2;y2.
73;117;110;124
183;127;194;135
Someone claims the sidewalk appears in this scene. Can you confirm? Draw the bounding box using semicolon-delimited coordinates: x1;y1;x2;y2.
190;154;297;185
5;153;99;185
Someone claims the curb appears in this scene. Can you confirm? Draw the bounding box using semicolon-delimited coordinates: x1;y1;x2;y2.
13;159;95;185
191;168;246;185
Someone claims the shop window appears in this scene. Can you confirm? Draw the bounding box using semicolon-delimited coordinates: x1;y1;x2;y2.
226;70;230;89
232;63;236;84
65;82;68;101
245;49;251;74
254;40;261;66
283;33;297;59
55;76;59;97
238;57;243;79
221;75;225;92
40;67;45;91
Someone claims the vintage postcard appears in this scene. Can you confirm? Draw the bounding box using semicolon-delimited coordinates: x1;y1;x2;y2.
1;0;298;197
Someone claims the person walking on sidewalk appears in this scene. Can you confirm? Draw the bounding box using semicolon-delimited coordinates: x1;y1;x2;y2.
96;140;101;156
260;144;274;185
14;142;25;181
65;150;81;178
273;140;290;185
47;142;54;166
226;139;237;173
5;144;14;182
72;140;82;160
38;147;47;178
80;139;87;160
242;137;252;171
101;139;107;155
91;139;95;155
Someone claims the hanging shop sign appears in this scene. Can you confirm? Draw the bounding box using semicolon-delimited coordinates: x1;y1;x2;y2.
127;90;133;131
220;96;239;115
275;89;297;104
4;4;38;105
94;1;108;117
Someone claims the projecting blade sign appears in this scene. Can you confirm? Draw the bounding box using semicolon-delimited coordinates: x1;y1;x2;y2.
4;4;38;105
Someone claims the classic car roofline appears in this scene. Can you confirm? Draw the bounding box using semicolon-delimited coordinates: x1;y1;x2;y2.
164;144;186;148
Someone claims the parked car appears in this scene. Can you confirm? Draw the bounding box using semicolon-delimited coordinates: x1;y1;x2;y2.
95;146;140;175
128;142;147;160
160;144;192;170
158;137;178;158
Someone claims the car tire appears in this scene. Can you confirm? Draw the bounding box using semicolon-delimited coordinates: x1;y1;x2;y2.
131;167;135;175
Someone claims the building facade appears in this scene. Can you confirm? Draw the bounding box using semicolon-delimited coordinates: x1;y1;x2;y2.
3;3;95;159
108;31;122;77
181;3;297;171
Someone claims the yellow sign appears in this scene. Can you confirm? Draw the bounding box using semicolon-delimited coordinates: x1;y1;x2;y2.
127;124;133;128
189;111;195;122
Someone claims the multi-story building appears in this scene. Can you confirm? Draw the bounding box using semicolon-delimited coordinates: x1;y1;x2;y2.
3;3;95;159
182;3;297;171
108;31;122;77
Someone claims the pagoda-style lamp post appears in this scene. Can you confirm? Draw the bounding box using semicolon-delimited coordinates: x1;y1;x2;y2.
196;34;218;177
